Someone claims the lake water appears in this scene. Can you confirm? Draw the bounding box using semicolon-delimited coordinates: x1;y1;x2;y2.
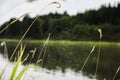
0;41;120;80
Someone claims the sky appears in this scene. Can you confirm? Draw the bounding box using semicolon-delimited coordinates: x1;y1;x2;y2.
0;0;120;25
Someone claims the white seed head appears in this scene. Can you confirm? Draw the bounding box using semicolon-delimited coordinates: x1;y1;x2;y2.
50;1;61;8
98;29;102;39
1;41;6;46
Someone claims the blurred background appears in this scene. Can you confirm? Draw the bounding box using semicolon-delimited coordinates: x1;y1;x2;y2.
0;0;120;80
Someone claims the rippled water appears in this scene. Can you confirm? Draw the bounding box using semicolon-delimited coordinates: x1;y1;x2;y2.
0;54;96;80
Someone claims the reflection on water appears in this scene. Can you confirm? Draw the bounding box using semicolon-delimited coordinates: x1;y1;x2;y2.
0;54;96;80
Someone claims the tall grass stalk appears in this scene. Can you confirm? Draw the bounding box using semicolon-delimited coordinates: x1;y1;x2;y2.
29;48;37;63
94;29;102;78
0;13;28;34
9;44;26;80
0;42;9;80
9;44;39;80
1;41;9;60
112;66;120;80
9;1;61;61
36;34;50;66
22;54;30;63
10;17;37;60
80;45;96;72
0;64;8;80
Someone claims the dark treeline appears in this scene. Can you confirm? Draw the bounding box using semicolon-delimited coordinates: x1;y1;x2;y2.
0;3;120;41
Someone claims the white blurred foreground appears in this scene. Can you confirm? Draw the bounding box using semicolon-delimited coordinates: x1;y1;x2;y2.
0;54;96;80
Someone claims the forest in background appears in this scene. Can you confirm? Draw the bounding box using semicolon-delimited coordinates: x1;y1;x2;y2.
0;3;120;41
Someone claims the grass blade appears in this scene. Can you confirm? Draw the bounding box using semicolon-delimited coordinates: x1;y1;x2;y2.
9;44;25;80
94;29;102;78
80;45;96;72
15;66;39;80
112;66;120;80
0;13;28;34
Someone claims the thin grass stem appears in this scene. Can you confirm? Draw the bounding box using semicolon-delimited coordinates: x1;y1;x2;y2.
94;29;102;78
80;45;96;72
112;66;120;80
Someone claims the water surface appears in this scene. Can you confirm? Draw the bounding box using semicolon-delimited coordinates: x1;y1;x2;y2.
0;41;120;80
